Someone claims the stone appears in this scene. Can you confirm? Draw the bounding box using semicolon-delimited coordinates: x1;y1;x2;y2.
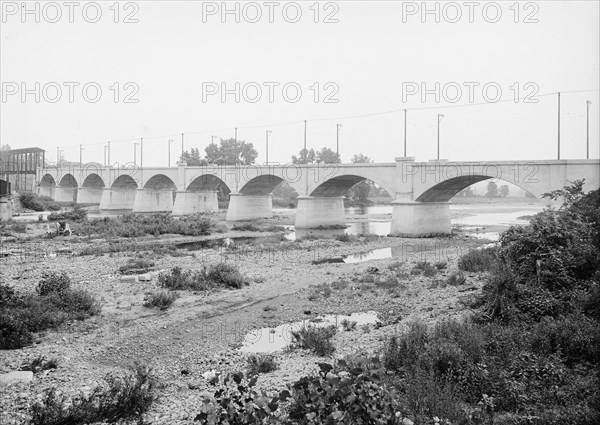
0;371;34;387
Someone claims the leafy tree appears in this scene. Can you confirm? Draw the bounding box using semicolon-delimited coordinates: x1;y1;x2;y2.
180;148;207;166
315;147;340;164
500;185;509;197
291;148;316;164
205;138;257;165
350;153;372;164
347;153;373;204
1;144;11;152
485;181;499;198
456;186;475;197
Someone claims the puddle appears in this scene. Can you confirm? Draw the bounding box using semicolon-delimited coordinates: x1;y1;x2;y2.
239;311;380;353
175;237;256;251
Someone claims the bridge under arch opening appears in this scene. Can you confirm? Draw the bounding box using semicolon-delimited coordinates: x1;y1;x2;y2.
309;174;395;199
143;174;177;191
59;174;78;188
82;173;105;188
39;174;56;187
37;174;56;198
111;175;138;189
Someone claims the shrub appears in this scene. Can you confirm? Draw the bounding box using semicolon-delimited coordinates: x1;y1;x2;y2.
205;262;247;289
47;205;87;222
158;264;248;292
246;354;278;375
37;271;71;296
458;247;498;273
290;325;337;356
118;258;155;275
447;271;467;286
435;261;448;270
30;363;157;425
341;318;357;332
231;223;259;231
19;192;61;212
144;291;178;310
414;261;438;277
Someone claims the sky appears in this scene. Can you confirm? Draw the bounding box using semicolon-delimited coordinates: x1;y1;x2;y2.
1;0;599;167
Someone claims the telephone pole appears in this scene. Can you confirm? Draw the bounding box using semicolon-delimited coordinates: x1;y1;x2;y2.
303;120;307;164
140;138;143;168
79;144;83;166
404;109;407;157
336;124;342;163
134;142;139;166
437;114;444;160
181;133;184;157
107;141;111;167
586;100;591;159
266;130;272;164
168;139;174;167
557;92;561;160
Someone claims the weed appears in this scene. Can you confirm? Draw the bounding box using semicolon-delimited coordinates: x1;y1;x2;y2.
458;248;497;273
341;319;357;332
246;354;278;375
414;261;438;277
290;325;337;356
447;271;467;286
37;272;71;296
144;291;178;310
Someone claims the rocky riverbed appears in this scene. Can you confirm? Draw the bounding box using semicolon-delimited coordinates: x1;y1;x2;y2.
1;210;493;424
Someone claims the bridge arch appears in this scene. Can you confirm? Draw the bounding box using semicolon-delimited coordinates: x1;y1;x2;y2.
239;175;284;195
309;174;395;199
82;173;105;188
39;174;56;187
111;175;138;189
59;174;78;188
415;175;538;202
143;174;177;191
186;174;230;194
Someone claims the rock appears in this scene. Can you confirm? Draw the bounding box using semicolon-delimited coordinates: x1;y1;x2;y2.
138;273;153;282
0;371;34;387
188;381;202;390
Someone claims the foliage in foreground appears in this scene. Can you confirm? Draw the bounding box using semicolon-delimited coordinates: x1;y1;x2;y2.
158;264;249;291
1;273;100;349
247;354;278;375
290;325;337;356
73;213;213;237
143;291;178;310
30;363;157;425
19;192;61;212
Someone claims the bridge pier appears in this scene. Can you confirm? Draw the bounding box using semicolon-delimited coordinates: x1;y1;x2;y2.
36;185;55;199
172;190;218;215
99;188;138;211
226;193;272;221
0;198;13;221
390;201;451;237
54;187;76;203
295;196;345;229
76;187;104;204
132;189;174;213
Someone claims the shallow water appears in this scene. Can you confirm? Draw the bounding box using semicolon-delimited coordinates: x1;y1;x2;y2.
239;311;380;353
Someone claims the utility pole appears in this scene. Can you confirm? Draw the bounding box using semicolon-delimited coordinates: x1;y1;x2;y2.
104;146;107;166
57;147;60;165
107;141;111;167
134;142;139;166
437;114;444;160
168;139;174;167
336;124;342;163
586;100;591;159
234;128;238;165
79;144;83;166
404;109;407;157
557;92;561;160
303;120;307;164
181;133;184;158
140;138;143;168
266;130;272;164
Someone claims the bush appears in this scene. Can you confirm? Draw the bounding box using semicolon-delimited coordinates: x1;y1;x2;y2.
446;271;467;286
19;192;61;212
246;354;278;375
158;264;248;291
119;258;155;275
458;247;498;273
341;318;357;331
205;263;247;289
144;291;178;310
290;325;337;356
20;356;58;373
30;363;157;425
47;205;87;222
414;261;438;277
37;271;71;296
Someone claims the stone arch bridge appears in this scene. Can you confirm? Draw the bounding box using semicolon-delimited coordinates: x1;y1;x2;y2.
36;158;599;236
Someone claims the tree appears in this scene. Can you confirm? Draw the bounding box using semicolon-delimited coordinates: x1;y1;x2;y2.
485;181;499;198
315;147;340;164
500;185;509;198
291;148;316;165
351;153;372;164
205;138;257;165
457;186;475;197
180;148;207;166
1;144;11;152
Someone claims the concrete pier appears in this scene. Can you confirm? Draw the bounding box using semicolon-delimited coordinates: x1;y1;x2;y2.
295;196;345;228
99;188;138;210
37;185;55;199
226;193;273;221
76;187;104;204
172;191;218;215
390;201;451;236
132;189;174;213
54;187;76;203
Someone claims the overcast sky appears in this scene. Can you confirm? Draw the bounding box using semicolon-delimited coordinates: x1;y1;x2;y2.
1;0;598;167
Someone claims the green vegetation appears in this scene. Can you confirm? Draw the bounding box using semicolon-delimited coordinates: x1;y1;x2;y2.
118;258;156;275
290;325;337;356
19;192;61;211
47;205;88;222
246;354;278;375
457;247;497;273
73;213;213;238
1;273;100;349
412;260;439;277
30;363;157;425
446;271;467;286
158;263;249;291
144;291;178;310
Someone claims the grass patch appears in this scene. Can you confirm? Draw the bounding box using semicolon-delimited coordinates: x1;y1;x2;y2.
30;363;157;425
413;261;438;277
158;264;249;291
457;247;497;273
290;325;337;356
47;206;88;222
246;354;278;375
